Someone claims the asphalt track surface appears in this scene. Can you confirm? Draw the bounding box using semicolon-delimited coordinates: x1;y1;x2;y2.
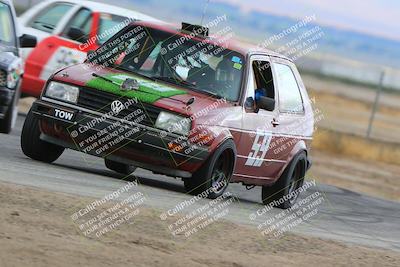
0;115;399;251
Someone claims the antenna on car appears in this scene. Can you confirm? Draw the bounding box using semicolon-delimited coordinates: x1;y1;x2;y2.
200;0;211;25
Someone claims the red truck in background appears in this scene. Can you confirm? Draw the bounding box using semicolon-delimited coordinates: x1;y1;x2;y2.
18;0;161;97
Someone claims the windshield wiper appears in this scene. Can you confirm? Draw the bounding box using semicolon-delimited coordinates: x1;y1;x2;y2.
112;65;155;81
152;76;193;87
152;76;222;99
92;73;122;87
33;21;54;30
187;87;223;99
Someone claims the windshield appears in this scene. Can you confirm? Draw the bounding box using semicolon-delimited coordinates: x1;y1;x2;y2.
30;3;72;33
0;2;15;46
89;25;245;101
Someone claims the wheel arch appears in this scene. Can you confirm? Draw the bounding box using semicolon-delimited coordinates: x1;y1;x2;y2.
276;139;308;180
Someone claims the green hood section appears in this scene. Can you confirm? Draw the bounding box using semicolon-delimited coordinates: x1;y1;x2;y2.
85;73;187;103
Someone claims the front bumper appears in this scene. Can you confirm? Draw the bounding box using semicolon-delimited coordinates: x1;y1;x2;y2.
0;87;14;118
31;98;210;178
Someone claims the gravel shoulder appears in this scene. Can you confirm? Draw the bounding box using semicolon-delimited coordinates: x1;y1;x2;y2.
310;150;400;201
1;182;399;267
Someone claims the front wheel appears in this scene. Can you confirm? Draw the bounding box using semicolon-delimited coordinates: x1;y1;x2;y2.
21;109;65;163
184;139;236;199
261;152;307;209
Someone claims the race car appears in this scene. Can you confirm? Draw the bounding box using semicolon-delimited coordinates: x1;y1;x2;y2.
21;21;314;208
0;0;36;134
18;0;162;97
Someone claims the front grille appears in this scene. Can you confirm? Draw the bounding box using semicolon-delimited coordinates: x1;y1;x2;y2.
77;87;161;127
0;70;6;87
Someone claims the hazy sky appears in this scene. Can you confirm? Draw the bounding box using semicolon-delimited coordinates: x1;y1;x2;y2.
213;0;400;41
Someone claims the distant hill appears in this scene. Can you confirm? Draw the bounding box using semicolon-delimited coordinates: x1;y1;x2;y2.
126;0;400;69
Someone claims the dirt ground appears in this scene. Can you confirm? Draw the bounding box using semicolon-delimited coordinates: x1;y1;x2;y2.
310;150;400;202
303;74;400;143
0;182;399;267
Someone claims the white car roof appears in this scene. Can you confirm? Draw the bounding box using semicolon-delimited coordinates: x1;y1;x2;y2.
0;0;12;5
38;0;162;22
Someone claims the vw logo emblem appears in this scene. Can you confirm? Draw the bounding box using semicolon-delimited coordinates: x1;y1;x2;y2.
111;100;125;114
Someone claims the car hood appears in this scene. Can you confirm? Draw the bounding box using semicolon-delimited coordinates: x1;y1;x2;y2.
52;63;234;117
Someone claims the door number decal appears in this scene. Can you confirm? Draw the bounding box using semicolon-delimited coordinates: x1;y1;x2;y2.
245;131;272;167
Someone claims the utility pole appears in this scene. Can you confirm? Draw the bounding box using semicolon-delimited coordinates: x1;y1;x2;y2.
366;71;385;139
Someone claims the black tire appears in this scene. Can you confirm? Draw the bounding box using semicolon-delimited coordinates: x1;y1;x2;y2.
184;139;236;199
105;159;136;175
21;109;64;163
262;151;307;209
0;86;19;134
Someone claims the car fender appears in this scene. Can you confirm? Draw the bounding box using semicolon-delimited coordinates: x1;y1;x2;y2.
200;125;237;164
275;139;307;180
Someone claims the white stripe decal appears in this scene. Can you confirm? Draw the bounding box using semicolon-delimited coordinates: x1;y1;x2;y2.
237;155;286;163
228;127;313;140
233;173;274;180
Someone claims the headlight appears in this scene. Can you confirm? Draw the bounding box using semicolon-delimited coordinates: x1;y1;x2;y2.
155;111;191;136
1;55;23;89
0;70;19;89
0;70;6;87
7;71;19;89
45;82;79;103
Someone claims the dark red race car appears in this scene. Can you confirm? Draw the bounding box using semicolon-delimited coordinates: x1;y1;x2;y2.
21;21;314;208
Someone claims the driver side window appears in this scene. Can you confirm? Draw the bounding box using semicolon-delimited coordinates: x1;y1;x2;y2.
245;59;275;111
252;60;275;100
61;8;92;43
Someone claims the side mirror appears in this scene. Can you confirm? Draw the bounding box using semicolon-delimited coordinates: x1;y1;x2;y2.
66;27;86;42
19;34;37;48
244;97;255;110
257;96;275;112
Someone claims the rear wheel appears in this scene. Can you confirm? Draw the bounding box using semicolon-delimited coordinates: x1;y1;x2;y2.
262;152;307;209
21;109;64;163
105;159;136;175
184;139;236;199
